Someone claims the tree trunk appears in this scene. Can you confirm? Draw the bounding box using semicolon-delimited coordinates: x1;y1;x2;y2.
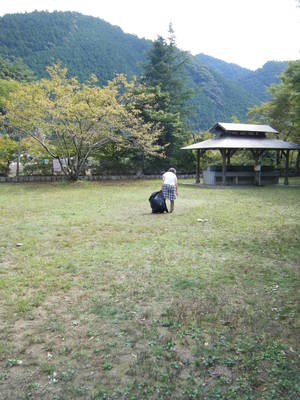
69;165;80;181
69;156;88;181
69;174;79;181
141;151;145;175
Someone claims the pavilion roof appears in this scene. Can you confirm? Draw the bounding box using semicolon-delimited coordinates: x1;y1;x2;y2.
182;136;300;150
210;122;279;134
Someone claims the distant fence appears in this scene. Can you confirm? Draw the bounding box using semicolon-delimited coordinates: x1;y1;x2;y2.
0;174;195;183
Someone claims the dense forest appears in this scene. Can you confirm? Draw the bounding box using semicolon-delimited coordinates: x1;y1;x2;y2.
0;11;289;130
0;11;151;84
196;53;288;102
186;59;257;129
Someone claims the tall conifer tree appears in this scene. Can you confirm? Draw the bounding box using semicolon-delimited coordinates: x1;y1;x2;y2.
141;24;193;163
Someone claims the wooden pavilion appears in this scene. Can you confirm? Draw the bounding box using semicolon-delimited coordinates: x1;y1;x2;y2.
182;123;300;186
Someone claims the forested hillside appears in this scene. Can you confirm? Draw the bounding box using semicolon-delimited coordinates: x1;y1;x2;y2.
0;11;151;85
239;61;289;101
196;53;288;102
186;59;257;129
194;53;251;82
0;11;288;130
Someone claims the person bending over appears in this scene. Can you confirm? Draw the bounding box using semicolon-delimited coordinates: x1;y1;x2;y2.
161;167;178;213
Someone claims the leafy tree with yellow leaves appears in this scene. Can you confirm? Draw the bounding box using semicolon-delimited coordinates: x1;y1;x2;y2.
2;64;163;180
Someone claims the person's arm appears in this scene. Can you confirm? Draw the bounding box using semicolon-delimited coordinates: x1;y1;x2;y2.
175;177;178;196
161;175;165;191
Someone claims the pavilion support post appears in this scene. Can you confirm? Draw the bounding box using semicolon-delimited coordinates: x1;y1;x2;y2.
283;150;290;185
276;150;280;168
220;149;227;185
296;150;300;176
227;153;231;166
226;149;238;168
196;149;200;184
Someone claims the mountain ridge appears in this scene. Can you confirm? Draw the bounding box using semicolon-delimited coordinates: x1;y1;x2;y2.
196;53;288;102
0;11;289;129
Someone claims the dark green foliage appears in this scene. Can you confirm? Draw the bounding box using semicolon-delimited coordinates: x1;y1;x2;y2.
249;86;292;140
137;85;183;148
248;60;300;144
142;28;193;118
89;144;142;175
140;28;195;169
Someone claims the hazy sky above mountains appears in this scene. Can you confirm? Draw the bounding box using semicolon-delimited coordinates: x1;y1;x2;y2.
0;0;299;70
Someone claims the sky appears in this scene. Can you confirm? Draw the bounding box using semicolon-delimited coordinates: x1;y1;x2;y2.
0;0;299;70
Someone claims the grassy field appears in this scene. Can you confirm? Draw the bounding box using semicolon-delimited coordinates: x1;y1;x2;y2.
0;180;299;400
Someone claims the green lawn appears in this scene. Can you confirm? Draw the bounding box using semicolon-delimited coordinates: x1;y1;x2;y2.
0;180;299;399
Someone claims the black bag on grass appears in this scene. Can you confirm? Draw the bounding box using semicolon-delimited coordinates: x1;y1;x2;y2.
149;191;168;213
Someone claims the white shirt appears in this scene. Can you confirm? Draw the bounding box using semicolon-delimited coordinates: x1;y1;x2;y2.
163;171;177;186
